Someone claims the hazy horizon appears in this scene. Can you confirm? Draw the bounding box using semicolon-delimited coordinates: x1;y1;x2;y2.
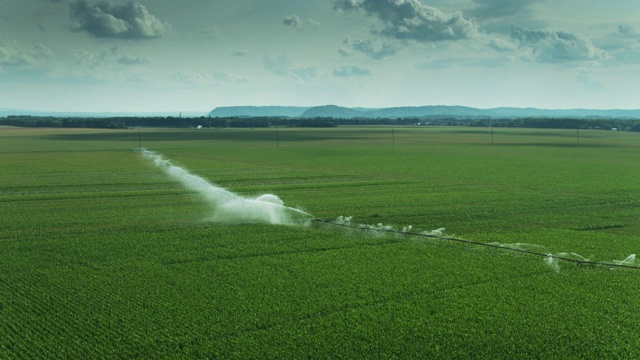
1;0;639;112
5;104;640;117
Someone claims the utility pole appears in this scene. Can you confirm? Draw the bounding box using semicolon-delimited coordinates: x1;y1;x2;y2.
490;117;493;145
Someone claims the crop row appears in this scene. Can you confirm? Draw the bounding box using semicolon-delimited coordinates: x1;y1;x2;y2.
1;127;639;358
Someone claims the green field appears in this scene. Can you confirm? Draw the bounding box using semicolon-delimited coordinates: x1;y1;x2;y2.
1;126;639;358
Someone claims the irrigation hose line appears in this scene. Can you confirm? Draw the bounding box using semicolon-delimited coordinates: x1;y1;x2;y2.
311;218;640;271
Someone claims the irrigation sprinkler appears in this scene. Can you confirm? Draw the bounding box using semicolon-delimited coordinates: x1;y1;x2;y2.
311;218;640;271
138;150;639;272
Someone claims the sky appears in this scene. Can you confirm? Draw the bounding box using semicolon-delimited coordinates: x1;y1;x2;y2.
0;0;639;113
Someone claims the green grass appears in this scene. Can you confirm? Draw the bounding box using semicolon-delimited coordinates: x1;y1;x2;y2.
1;126;639;358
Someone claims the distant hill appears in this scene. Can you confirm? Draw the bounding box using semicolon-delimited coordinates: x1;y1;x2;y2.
365;106;485;118
208;106;310;118
208;105;640;119
4;105;640;119
300;105;364;118
485;107;640;119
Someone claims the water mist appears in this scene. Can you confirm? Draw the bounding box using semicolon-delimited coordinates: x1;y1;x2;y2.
141;149;312;225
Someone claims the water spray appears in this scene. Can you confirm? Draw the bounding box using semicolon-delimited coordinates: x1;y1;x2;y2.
140;149;313;225
315;217;639;272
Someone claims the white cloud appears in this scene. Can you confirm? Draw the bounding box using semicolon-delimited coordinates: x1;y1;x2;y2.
466;0;542;19
612;43;640;64
333;0;478;60
51;45;155;84
282;15;320;31
171;70;211;85
263;52;317;80
510;27;608;63
343;36;401;59
69;0;167;39
333;65;372;77
168;70;252;86
213;71;251;83
73;46;148;67
0;38;54;68
334;0;479;42
487;37;518;52
116;54;147;65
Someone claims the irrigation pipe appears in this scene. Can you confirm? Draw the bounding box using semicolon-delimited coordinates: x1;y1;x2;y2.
312;218;640;271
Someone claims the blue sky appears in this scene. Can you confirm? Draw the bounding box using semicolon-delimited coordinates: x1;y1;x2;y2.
1;0;639;112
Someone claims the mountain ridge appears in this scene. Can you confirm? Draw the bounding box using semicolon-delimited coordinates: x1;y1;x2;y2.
4;106;640;119
208;105;640;119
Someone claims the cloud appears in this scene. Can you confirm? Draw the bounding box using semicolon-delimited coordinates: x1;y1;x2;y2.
32;43;55;59
618;24;639;37
171;70;211;85
487;37;518;52
466;0;541;19
615;44;640;63
0;38;54;68
575;67;604;91
0;43;35;68
169;70;252;86
69;0;167;39
595;24;640;64
213;71;251;83
464;0;546;34
282;15;320;31
350;38;400;59
283;15;302;28
333;0;478;42
233;50;250;57
53;62;155;83
337;36;353;57
263;52;317;79
333;65;372;77
73;46;147;66
510;27;608;63
116;54;147;65
338;47;351;57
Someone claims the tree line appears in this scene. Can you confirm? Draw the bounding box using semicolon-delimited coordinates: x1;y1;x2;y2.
0;116;337;129
2;115;640;131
